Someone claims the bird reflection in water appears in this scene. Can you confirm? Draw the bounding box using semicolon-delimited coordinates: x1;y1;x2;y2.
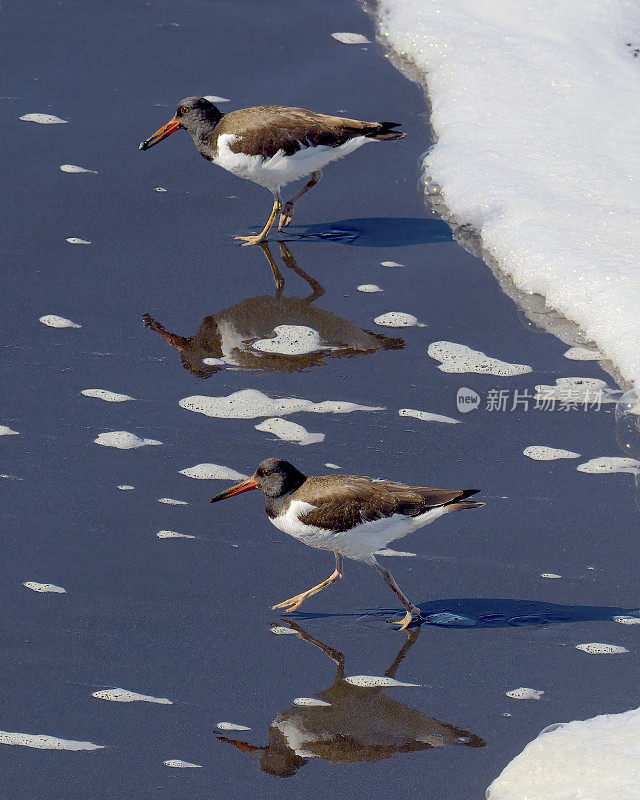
217;621;484;777
143;242;403;377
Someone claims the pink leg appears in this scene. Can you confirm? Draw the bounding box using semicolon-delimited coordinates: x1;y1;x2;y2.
279;171;322;231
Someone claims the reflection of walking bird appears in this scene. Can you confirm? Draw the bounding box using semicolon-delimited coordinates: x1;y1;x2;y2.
218;622;485;777
143;243;403;377
210;458;484;630
139;97;405;245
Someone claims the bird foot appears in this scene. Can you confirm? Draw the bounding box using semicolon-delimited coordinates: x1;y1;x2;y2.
271;594;307;613
278;203;294;231
390;610;423;631
234;234;269;247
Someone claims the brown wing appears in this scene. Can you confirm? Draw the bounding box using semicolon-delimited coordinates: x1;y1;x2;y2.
297;476;464;533
216;106;401;159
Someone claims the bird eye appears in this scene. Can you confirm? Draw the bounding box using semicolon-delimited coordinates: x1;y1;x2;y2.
179;106;188;115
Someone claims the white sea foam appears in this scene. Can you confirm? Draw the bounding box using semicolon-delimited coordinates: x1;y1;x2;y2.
0;426;19;436
216;722;251;731
613;616;640;625
577;457;640;475
60;164;97;174
563;347;603;361
540;573;562;579
331;32;370;44
428;341;531;376
154;186;167;192
179;389;383;419
163;759;202;768
81;389;134;402
357;284;383;293
252;325;329;355
94;431;162;449
380;261;404;268
156;530;196;539
575;643;628;655
424;612;476;626
179;463;248;480
270;626;298;635
23;581;66;593
534;378;619;404
0;731;103;750
376;0;640;387
399;408;460;424
345;675;420;687
20;113;67;124
92;688;172;703
487;707;640;799
117;485;135;490
158;498;188;505
39;314;81;328
293;697;331;707
325;463;341;469
66;237;91;245
523;446;580;461
255;418;325;445
506;687;544;700
374;312;422;327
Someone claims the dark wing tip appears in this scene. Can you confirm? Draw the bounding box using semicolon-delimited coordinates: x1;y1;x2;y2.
461;489;482;499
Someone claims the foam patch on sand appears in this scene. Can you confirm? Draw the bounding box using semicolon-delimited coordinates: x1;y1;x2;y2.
540;573;562;579
487;707;640;799
255;418;325;445
66;237;91;244
23;581;66;593
252;325;331;355
575;643;628;655
380;261;404;267
523;446;580;461
345;676;421;687
94;431;162;449
374;312;423;327
0;731;103;750
563;347;603;361
577;457;640;475
179;464;248;480
0;426;19;436
534;378;619;404
163;760;202;768
376;0;640;387
158;498;188;505
506;687;544;700
216;722;251;731
613;616;640;625
81;389;134;402
179;389;383;419
331;32;370;44
156;530;196;539
399;408;460;424
60;164;97;173
357;284;383;293
39;314;81;328
428;342;531;375
92;688;172;703
118;485;135;490
20;113;67;124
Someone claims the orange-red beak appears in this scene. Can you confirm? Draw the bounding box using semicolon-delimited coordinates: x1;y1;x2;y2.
139;116;181;150
210;477;259;503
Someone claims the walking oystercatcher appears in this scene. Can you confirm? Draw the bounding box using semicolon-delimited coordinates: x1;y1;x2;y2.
139;97;405;246
210;458;484;629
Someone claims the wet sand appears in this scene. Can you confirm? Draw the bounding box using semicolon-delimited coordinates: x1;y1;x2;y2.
1;1;639;798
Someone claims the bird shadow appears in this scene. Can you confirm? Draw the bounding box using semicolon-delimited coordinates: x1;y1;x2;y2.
255;217;453;247
288;598;637;629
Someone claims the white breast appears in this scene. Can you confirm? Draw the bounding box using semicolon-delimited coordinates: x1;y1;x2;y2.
214;133;371;191
269;500;455;562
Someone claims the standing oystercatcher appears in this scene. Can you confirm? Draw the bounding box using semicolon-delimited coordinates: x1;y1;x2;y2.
210;458;484;629
139;97;405;246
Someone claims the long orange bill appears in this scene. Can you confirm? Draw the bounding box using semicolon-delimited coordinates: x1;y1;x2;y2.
139;117;181;150
210;478;259;503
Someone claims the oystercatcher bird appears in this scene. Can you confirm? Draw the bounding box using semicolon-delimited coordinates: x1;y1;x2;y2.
210;458;484;629
139;97;405;246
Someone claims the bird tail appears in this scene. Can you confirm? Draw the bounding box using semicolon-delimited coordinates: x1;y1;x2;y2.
368;121;406;141
453;489;485;511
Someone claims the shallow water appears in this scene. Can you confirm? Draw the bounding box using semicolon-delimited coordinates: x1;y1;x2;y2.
1;1;639;798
